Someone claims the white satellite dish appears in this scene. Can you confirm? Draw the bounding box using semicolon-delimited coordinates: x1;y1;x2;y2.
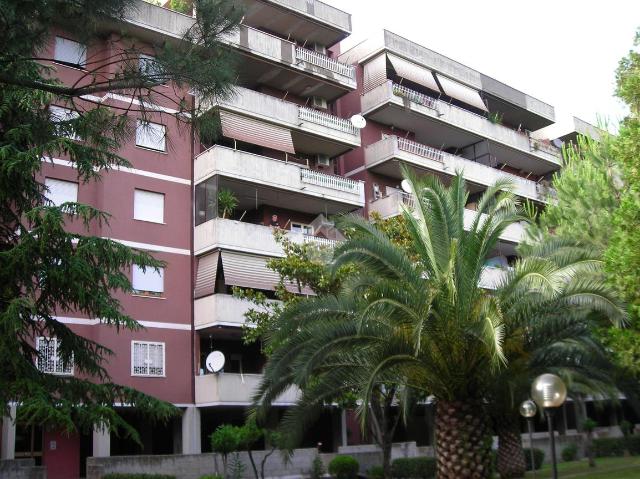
205;350;225;373
400;179;413;193
350;114;367;129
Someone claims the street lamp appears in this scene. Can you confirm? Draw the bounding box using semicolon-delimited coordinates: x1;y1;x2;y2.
531;374;567;479
520;399;538;477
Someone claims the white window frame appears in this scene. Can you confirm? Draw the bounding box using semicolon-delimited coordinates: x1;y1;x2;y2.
50;105;81;140
132;264;165;297
131;341;165;377
136;120;166;152
54;36;86;69
290;222;313;236
36;337;74;375
45;177;78;207
133;189;165;224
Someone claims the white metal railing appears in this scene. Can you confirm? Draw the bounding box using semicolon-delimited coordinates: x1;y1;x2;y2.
300;168;361;193
298;106;357;134
392;83;439;111
397;137;445;163
302;235;339;247
295;47;355;79
529;137;561;157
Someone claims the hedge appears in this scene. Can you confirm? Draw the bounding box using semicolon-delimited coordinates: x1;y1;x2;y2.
561;443;578;462
593;436;640;457
391;457;436;479
368;466;384;479
329;455;359;479
523;448;545;471
102;475;176;479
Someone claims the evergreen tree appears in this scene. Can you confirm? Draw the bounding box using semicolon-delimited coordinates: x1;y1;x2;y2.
0;0;241;437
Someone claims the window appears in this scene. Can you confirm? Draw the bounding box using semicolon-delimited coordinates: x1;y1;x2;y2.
54;36;86;68
36;337;73;375
136;120;166;151
131;341;165;376
291;222;313;235
132;264;164;296
139;54;167;83
134;189;164;223
50;105;80;140
45;178;78;206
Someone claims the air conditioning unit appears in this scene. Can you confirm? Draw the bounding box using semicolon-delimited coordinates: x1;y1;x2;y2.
316;154;331;167
311;96;328;110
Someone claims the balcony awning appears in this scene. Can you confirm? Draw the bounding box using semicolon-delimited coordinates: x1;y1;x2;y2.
219;111;295;154
387;54;440;92
195;252;219;299
363;53;388;93
220;250;314;295
435;73;488;112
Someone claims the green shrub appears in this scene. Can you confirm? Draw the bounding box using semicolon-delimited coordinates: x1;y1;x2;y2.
593;437;626;457
328;455;359;479
561;443;578;462
368;466;384;479
102;475;176;479
391;457;436;479
523;448;544;471
310;455;325;479
627;435;640;455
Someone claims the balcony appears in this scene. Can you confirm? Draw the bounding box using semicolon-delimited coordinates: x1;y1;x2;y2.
195;218;339;256
195;146;364;211
223;25;355;100
195;372;298;406
201;87;360;156
369;192;525;244
479;267;509;290
238;0;351;47
361;81;561;175
195;294;265;330
365;136;553;203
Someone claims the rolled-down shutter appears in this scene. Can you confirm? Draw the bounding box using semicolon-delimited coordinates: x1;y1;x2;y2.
221;251;314;295
435;74;488;112
194;252;219;298
387;54;440;92
219;111;295;154
363;53;388;93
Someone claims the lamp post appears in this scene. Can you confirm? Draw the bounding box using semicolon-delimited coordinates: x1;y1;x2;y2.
520;399;538;477
531;374;567;479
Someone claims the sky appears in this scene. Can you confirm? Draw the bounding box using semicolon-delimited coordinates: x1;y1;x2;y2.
324;0;640;130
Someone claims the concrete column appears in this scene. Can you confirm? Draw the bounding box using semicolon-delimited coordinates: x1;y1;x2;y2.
181;406;201;454
340;409;348;447
92;425;111;457
1;404;16;460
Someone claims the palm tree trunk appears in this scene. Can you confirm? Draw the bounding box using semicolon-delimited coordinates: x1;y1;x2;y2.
497;421;526;478
435;399;492;479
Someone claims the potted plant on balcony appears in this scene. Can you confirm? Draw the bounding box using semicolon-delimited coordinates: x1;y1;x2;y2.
218;188;238;219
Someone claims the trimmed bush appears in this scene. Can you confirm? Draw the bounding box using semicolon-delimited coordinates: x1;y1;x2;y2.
329;455;359;479
523;448;545;471
593;437;626;457
391;457;436;479
368;466;384;479
561;443;578;462
102;475;176;479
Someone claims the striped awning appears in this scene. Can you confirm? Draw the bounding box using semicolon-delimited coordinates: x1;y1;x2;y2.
435;74;488;112
387;54;440;92
194;252;219;299
363;53;388;93
219;110;295;153
220;250;314;295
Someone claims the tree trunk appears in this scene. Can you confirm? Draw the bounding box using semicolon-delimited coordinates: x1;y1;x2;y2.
247;450;259;479
381;439;392;479
496;421;526;478
435;399;492;479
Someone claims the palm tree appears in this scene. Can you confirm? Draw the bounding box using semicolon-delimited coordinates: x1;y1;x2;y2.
254;170;624;479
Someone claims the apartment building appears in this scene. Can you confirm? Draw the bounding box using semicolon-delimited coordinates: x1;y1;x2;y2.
0;2;620;479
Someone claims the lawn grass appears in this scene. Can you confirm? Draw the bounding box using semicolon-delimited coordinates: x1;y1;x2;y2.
523;456;640;478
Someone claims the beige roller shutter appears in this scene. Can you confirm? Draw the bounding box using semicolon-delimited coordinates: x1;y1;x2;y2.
219;111;295;153
387;54;440;92
363;53;388;93
194;252;219;298
435;74;488;112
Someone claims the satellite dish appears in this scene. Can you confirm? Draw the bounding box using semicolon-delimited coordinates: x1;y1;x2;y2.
400;179;412;193
350;114;367;129
552;138;564;149
205;351;225;373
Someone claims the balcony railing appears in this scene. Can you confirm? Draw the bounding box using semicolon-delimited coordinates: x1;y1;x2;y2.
195;372;298;405
295;47;355;79
302;235;338;248
298;106;357;134
268;0;351;32
529;137;561;157
397;137;444;163
300;168;361;194
392;83;439;111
